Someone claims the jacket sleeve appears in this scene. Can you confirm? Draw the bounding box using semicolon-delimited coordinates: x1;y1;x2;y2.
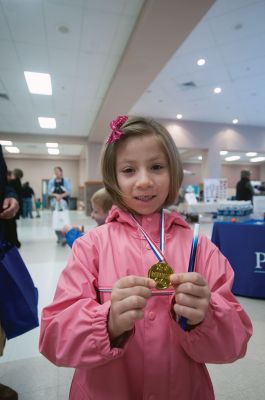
5;185;18;199
47;179;54;196
65;228;84;248
39;234;129;368
176;237;252;364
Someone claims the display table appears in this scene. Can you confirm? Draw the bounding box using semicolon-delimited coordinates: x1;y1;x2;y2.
211;220;265;298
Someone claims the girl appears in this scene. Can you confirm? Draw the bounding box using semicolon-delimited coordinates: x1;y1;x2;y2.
39;116;252;400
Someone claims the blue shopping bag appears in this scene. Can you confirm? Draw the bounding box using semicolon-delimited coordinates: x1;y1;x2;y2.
0;241;39;339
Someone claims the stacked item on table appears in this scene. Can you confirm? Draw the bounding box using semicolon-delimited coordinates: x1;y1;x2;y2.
217;200;253;222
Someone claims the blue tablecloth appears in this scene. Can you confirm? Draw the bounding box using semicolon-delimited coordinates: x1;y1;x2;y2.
211;220;265;298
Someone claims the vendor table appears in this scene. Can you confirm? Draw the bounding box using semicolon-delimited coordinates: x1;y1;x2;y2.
211;220;265;298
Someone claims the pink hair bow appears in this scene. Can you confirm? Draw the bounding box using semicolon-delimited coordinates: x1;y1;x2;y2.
106;115;128;144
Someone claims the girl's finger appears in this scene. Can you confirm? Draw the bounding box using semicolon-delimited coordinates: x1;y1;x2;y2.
174;282;210;299
170;272;207;286
114;275;156;290
114;295;147;315
112;285;153;302
173;303;205;325
174;292;209;310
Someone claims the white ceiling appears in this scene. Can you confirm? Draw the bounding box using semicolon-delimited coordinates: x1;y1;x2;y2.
1;0;265;165
132;0;265;127
0;0;144;136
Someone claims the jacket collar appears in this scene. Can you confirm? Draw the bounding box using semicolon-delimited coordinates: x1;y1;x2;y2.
106;205;190;237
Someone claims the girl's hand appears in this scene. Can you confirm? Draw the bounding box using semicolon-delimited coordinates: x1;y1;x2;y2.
170;273;211;326
108;276;156;341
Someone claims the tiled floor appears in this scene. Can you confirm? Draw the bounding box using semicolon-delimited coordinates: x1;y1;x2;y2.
0;211;264;399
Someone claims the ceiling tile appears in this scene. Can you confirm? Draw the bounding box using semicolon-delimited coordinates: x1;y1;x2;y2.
2;0;46;44
0;41;20;70
15;43;49;72
80;10;120;53
44;2;83;50
208;2;265;46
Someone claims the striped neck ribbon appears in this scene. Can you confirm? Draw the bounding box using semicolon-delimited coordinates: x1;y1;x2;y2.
131;209;167;263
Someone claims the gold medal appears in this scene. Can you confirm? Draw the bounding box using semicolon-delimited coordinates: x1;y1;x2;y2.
148;261;173;290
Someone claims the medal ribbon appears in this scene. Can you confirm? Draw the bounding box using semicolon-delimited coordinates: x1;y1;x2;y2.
131;209;167;263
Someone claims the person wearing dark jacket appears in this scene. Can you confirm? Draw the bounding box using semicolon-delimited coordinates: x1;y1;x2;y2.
0;144;19;400
22;182;35;218
236;170;254;202
5;168;23;247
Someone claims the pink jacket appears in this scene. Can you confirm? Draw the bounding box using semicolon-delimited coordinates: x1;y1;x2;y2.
39;207;252;400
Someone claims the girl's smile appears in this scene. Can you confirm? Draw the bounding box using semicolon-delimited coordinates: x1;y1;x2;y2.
116;134;170;215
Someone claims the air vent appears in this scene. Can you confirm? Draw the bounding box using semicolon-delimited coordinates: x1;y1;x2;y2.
180;81;197;89
0;93;9;100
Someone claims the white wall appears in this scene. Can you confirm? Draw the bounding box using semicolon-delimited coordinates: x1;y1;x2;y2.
6;158;79;198
164;119;265;179
183;163;261;188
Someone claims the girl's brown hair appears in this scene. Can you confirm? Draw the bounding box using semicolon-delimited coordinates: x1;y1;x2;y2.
101;116;183;211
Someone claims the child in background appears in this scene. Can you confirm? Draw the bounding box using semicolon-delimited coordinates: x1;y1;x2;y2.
62;188;113;248
40;116;252;400
35;198;42;218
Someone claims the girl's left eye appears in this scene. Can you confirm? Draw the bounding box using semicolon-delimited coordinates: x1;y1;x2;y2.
152;164;163;170
122;167;134;174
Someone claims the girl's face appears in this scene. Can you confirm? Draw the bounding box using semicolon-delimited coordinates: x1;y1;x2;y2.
91;200;108;226
116;134;170;215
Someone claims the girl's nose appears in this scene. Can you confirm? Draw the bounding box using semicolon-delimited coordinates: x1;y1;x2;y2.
136;170;153;188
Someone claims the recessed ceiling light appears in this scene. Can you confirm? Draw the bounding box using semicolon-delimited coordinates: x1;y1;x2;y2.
176;114;183;119
0;140;13;146
198;156;203;160
197;58;206;66
46;142;58;148
246;152;257;157
24;71;52;95
5;146;20;154
220;150;228;155
48;148;60;155
232;119;238;124
38;117;56;129
250;157;265;163
225;155;240;161
213;87;222;94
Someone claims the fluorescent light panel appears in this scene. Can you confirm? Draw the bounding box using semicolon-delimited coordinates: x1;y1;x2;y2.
225;155;240;161
5;146;20;154
48;148;60;155
220;150;228;155
246;152;257;157
24;71;52;95
38;117;56;129
0;140;13;146
46;142;58;148
250;157;265;163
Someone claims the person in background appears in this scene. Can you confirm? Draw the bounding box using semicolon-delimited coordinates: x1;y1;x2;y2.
22;181;35;218
5;168;23;248
39;115;252;400
35;198;42;218
0;145;19;400
48;166;72;244
62;188;113;248
236;170;254;202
